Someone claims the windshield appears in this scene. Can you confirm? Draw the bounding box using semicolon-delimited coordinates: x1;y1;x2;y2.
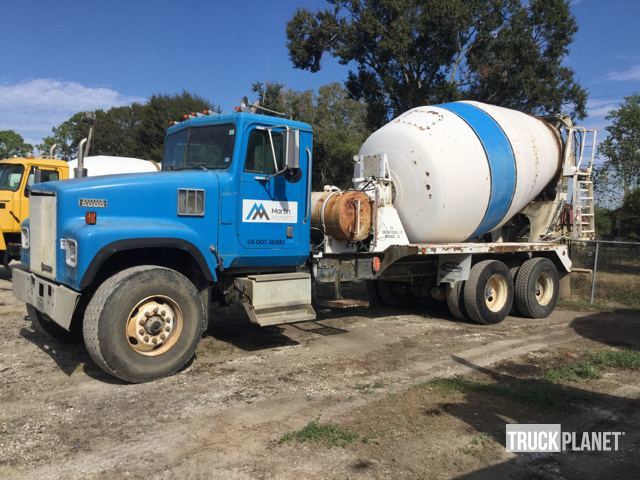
163;124;236;171
0;164;24;191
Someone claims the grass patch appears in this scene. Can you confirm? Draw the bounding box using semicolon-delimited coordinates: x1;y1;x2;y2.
424;375;593;410
353;381;384;394
589;349;640;369
545;349;640;383
279;420;360;447
557;298;612;312
458;433;493;456
420;349;640;413
544;361;601;383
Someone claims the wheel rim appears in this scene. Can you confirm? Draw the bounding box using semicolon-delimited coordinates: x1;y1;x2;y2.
484;274;508;312
126;295;183;356
535;271;554;306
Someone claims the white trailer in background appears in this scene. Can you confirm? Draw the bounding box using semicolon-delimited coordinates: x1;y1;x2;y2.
67;155;160;178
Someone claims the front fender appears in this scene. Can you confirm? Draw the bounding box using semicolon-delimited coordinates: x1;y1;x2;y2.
59;218;219;290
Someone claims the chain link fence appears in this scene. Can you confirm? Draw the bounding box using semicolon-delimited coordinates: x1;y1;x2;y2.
567;239;640;307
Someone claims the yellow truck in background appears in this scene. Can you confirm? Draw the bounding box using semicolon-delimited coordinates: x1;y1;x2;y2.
0;155;69;266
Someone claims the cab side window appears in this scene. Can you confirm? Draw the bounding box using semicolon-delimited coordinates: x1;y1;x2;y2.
26;168;60;189
245;129;284;175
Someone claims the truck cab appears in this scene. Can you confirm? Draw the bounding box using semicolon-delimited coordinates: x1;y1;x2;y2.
13;111;315;382
0;157;68;265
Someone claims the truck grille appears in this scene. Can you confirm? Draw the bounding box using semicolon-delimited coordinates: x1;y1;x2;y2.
29;192;57;279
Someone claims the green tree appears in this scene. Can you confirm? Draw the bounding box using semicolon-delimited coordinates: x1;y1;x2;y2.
0;130;32;158
135;92;214;161
40;112;93;159
617;188;640;240
286;0;586;128
598;94;640;200
594;207;612;239
41;92;214;161
252;82;369;188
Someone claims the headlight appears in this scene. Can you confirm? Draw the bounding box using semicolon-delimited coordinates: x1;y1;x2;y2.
61;238;77;267
21;227;29;249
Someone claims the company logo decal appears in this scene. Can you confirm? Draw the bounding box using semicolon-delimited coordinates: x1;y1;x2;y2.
242;200;297;223
246;203;270;221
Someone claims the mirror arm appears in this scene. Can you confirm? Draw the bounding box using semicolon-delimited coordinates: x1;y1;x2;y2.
253;125;291;182
267;128;279;174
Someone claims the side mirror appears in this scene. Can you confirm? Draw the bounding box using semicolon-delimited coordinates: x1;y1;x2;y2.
284;129;300;170
24;185;30;197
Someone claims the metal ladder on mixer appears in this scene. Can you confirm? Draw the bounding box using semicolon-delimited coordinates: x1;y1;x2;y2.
563;126;598;239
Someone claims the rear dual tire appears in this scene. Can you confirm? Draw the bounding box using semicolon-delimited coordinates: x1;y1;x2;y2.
514;258;559;318
446;260;514;324
445;258;559;323
463;260;514;324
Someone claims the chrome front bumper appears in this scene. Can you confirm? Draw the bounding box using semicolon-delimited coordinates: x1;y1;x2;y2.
12;266;80;329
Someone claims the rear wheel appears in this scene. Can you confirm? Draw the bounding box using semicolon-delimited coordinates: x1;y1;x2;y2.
28;304;82;343
83;266;205;383
365;280;383;306
367;280;417;308
378;280;417;308
509;266;521;316
446;281;467;321
463;260;513;324
514;258;559;318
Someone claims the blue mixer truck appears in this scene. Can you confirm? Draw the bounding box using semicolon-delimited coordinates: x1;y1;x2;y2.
12;101;594;382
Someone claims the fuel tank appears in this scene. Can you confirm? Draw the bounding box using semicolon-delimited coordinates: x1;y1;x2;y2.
311;190;372;241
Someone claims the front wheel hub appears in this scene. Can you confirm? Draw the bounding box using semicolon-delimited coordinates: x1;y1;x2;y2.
126;296;183;356
144;317;164;335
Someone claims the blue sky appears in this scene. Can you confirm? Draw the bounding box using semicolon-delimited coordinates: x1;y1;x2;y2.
0;0;639;146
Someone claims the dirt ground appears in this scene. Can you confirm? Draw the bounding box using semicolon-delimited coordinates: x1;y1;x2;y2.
1;271;639;480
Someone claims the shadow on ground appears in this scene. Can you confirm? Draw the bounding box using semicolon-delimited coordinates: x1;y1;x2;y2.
570;309;640;350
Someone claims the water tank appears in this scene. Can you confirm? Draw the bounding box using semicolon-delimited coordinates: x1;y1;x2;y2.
357;101;562;243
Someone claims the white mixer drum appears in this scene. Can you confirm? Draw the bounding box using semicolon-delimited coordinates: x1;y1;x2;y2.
357;101;561;242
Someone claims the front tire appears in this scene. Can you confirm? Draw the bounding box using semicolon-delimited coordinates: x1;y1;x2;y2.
83;266;205;383
463;260;514;325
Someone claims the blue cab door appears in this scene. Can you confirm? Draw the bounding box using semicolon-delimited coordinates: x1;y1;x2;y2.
236;124;309;267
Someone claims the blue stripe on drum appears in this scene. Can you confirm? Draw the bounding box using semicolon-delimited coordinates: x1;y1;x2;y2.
437;102;516;238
